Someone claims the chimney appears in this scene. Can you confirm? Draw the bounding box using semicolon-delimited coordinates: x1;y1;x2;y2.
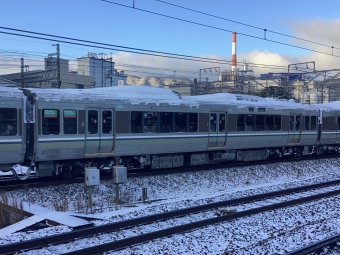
231;32;237;73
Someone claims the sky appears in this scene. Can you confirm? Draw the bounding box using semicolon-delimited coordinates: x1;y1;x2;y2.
1;0;340;79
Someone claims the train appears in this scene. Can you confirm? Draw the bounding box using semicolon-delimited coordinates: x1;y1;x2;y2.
0;85;339;180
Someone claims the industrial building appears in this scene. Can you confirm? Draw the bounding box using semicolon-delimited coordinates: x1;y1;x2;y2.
0;52;127;89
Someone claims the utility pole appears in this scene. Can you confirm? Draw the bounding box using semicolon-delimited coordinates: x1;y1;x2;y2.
110;54;113;87
52;44;61;88
21;58;24;88
101;57;104;87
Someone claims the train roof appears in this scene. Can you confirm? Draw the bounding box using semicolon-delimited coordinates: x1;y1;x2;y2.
1;86;339;112
0;86;25;99
26;86;196;106
185;92;320;111
315;101;340;112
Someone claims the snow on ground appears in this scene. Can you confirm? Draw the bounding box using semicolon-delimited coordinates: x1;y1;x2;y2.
1;158;340;254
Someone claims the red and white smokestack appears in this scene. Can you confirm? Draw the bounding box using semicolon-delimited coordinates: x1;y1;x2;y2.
231;32;237;73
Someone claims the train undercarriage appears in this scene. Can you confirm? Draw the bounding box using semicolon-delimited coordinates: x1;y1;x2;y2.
3;144;340;180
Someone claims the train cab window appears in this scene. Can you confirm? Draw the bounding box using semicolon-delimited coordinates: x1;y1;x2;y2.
218;113;225;132
237;114;245;131
256;115;265;131
175;113;187;132
87;110;98;134
245;114;255;131
144;112;158;132
131;111;142;133
189;113;198;132
311;116;317;131
305;116;310;131
63;110;77;134
0;108;17;136
160;112;173;133
209;113;217;132
265;115;274;131
42;109;60;135
295;116;301;131
102;111;112;134
275;115;281;131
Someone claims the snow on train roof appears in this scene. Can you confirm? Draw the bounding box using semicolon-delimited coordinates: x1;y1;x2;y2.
185;92;319;111
315;101;340;112
2;85;339;112
27;86;309;110
0;86;24;99
27;86;192;106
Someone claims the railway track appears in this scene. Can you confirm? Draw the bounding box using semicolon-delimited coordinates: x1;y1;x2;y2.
2;179;340;254
285;234;340;255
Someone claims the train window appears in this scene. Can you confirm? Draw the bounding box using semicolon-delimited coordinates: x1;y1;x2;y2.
295;116;301;131
63;110;77;134
160;112;173;133
305;116;310;131
102;111;112;134
265;115;274;131
275;115;281;131
189;113;198;132
175;113;187;132
87;110;98;134
311;116;317;131
42;109;60;135
0;108;17;136
131;111;142;133
256;115;265;131
209;113;217;132
258;108;265;112
245;114;255;131
237;114;245;131
289;115;294;131
144;112;158;132
219;113;225;132
249;107;254;112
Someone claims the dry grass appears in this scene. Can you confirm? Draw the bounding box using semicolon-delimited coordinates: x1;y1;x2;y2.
0;192;25;228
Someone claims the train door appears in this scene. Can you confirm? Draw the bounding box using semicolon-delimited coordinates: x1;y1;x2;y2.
85;108;114;155
287;115;301;144
208;112;226;148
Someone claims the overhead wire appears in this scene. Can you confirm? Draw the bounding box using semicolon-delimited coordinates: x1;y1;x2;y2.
0;27;292;72
100;0;340;58
155;0;339;51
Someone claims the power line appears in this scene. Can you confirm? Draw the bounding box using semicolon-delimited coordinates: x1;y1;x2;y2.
100;0;340;58
0;26;292;71
155;0;339;51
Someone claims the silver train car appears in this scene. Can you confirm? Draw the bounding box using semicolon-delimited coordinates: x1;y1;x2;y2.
0;86;339;179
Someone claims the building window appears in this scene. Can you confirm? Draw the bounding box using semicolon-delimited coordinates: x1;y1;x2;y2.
42;109;60;135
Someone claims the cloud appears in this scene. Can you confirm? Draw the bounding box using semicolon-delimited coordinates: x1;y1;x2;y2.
234;18;340;75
